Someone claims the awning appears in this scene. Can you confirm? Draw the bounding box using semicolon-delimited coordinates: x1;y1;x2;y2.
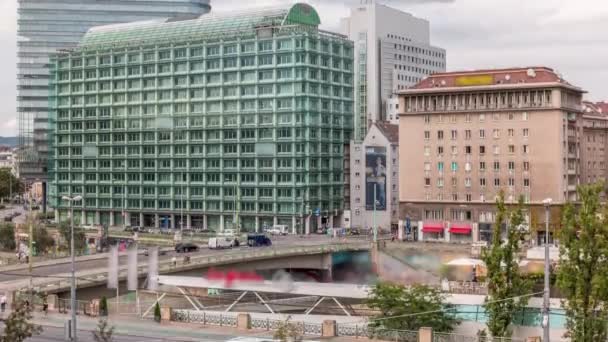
449;225;472;235
422;223;444;233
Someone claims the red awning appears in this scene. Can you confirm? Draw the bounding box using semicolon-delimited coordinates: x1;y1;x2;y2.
449;225;472;235
422;223;444;233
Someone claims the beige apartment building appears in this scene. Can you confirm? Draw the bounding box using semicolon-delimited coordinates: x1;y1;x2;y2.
581;102;608;194
397;67;585;243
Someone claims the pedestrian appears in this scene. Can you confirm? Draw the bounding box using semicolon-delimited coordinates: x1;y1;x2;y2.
0;294;7;313
171;256;177;267
42;296;48;316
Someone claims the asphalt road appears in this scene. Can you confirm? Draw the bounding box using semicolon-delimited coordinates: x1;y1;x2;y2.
0;235;367;283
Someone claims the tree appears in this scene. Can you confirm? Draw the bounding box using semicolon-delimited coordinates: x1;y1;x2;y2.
557;183;608;342
273;316;302;342
0;168;22;202
0;223;16;251
0;298;42;342
32;226;54;255
58;221;86;254
367;282;459;337
154;302;161;323
482;192;532;338
92;319;114;342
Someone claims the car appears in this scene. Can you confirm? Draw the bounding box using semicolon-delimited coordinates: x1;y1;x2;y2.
247;234;272;247
349;228;360;235
266;225;289;236
143;248;168;256
175;242;199;253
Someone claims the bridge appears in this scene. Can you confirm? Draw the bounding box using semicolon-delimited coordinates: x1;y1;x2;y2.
0;241;370;297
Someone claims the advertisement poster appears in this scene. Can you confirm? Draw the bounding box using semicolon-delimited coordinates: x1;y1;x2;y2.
365;146;386;211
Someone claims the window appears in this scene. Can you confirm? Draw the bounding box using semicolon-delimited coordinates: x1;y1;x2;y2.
465;130;471;140
480;161;486;171
479;145;486;155
508;178;515;186
523;161;530;171
424;131;430;140
493;145;500;155
437;130;444;140
508;161;515;171
479;129;485;139
523;145;529;154
451;146;457;155
437;146;444;156
438;162;444;172
523;128;529;137
480;178;486;187
479;114;485;122
494;178;501;187
493;161;500;171
508;128;514;137
522;112;529;121
465;146;472;154
437;178;444;187
424;146;430;156
425;178;431;186
508;145;515;153
493;129;500;139
524;178;530;187
451;162;458;172
451;130;457;140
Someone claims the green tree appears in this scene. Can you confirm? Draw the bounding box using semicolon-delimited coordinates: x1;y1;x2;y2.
558;183;608;342
32;225;54;255
154;302;161;323
273;316;302;342
0;168;22;202
92;319;114;342
367;282;459;337
0;223;16;251
59;221;86;254
482;192;532;338
0;298;42;342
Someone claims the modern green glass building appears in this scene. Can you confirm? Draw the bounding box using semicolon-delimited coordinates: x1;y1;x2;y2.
48;4;354;233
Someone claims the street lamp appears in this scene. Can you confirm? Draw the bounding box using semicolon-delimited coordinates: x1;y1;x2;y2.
542;198;553;342
62;195;82;341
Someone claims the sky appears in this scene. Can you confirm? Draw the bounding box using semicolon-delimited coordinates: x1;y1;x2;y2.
1;0;607;136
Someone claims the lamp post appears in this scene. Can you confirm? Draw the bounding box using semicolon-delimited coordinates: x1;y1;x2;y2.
542;198;552;342
372;184;378;243
62;195;82;342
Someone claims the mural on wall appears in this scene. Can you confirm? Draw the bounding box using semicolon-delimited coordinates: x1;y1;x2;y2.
366;146;386;211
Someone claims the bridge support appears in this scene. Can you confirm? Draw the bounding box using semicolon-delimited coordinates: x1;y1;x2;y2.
305;296;351;316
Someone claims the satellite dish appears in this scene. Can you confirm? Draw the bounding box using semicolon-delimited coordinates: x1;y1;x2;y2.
526;68;536;78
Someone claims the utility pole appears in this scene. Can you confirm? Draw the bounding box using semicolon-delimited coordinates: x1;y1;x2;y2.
62;195;82;341
372;184;377;243
28;186;33;303
542;198;552;342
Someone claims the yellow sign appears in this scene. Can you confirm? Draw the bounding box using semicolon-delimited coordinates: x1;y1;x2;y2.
455;75;494;87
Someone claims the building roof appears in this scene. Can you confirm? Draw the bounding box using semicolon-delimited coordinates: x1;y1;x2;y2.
78;3;322;50
400;66;583;93
374;122;399;144
583;101;608;118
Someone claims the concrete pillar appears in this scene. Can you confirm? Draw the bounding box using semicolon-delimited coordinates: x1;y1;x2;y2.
109;211;115;227
329;215;334;228
125;212;131;227
187;214;191;230
445;224;451;243
219;215;224;232
305;215;311;235
140;212;144;228
203;214;208;230
473;222;479;242
237;313;251;330
154;214;160;229
419;327;433;342
273;216;278;225
47;294;59;311
54;209;60;223
170;214;176;230
321;253;333;282
255;216;260;233
95;211;100;225
291;216;297;234
418;220;423;241
81;210;86;225
322;320;336;337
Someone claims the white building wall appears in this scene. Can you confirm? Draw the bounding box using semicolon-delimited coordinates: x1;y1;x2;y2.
340;2;446;140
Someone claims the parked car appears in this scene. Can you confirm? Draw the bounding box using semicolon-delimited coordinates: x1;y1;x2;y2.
349;228;360;236
247;234;272;247
175;242;199;253
208;237;239;249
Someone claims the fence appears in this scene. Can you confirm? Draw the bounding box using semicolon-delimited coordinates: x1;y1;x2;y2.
433;332;525;342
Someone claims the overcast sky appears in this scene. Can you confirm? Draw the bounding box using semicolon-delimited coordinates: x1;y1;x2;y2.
1;0;607;136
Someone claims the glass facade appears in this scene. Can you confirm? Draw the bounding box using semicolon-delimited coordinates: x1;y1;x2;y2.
49;4;354;233
17;0;211;181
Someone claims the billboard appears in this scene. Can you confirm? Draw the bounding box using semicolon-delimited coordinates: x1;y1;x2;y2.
365;146;387;211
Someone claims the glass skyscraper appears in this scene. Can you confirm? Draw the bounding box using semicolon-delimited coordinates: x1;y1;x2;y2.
48;4;354;233
17;0;211;181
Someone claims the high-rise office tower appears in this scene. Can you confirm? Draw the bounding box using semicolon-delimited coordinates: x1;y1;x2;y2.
48;4;354;233
340;1;446;140
17;0;211;186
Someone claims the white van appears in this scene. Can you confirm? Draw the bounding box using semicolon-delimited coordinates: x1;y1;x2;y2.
266;225;289;235
208;237;238;249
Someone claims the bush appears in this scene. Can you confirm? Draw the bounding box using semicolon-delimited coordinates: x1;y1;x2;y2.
154;302;161;323
0;223;16;251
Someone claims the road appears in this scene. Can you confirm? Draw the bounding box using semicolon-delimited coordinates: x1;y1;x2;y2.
0;235;369;283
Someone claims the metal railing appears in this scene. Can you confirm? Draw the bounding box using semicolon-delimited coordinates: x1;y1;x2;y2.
433;332;525;342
